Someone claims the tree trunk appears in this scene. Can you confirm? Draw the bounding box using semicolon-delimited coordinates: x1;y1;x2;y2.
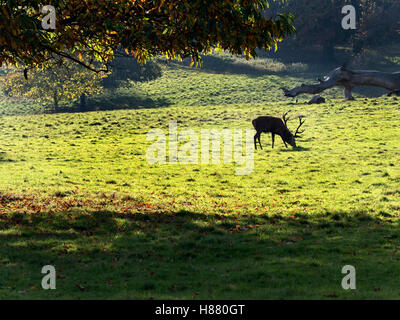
80;93;87;112
281;65;400;100
322;45;336;62
53;90;58;110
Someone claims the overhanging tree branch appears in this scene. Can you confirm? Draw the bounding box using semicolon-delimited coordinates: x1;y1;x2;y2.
0;0;295;72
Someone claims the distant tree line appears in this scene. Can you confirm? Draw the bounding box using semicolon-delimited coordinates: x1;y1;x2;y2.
102;55;162;90
266;0;400;62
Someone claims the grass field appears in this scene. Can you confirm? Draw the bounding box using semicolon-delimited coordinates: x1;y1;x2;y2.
1;56;400;299
1;51;389;116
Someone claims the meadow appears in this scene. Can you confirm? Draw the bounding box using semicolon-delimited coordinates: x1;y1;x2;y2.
1;55;400;299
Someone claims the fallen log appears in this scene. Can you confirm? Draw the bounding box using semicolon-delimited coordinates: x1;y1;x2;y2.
281;65;400;100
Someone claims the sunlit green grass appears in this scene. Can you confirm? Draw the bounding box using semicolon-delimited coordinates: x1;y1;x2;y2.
0;54;343;116
1;64;400;299
1;97;399;213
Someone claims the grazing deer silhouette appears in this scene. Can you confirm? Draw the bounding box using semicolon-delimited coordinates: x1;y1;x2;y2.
252;111;305;150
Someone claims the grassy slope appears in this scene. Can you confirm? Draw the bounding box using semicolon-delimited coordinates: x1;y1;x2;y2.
1;57;400;299
0;53;365;116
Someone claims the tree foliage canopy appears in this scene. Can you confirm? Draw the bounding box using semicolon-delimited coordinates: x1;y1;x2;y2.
0;0;295;71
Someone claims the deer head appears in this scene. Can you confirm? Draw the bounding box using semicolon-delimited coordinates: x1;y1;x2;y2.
282;111;306;148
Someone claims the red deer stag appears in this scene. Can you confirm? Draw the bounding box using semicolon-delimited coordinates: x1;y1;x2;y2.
252;111;305;150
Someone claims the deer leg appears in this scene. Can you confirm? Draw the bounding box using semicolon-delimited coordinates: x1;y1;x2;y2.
258;131;263;150
271;133;275;148
282;137;288;148
254;131;262;150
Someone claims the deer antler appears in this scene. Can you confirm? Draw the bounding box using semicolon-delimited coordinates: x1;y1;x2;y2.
294;117;305;138
282;110;291;127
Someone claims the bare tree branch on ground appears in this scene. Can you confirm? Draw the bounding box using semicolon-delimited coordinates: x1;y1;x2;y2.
281;65;400;100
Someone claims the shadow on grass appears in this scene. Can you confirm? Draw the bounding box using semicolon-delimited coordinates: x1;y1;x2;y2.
255;146;311;152
47;94;172;115
165;55;322;78
0;152;15;162
282;146;311;152
86;94;171;111
1;207;400;299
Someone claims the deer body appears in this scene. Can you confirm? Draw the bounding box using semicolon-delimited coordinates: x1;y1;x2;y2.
252;112;305;150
